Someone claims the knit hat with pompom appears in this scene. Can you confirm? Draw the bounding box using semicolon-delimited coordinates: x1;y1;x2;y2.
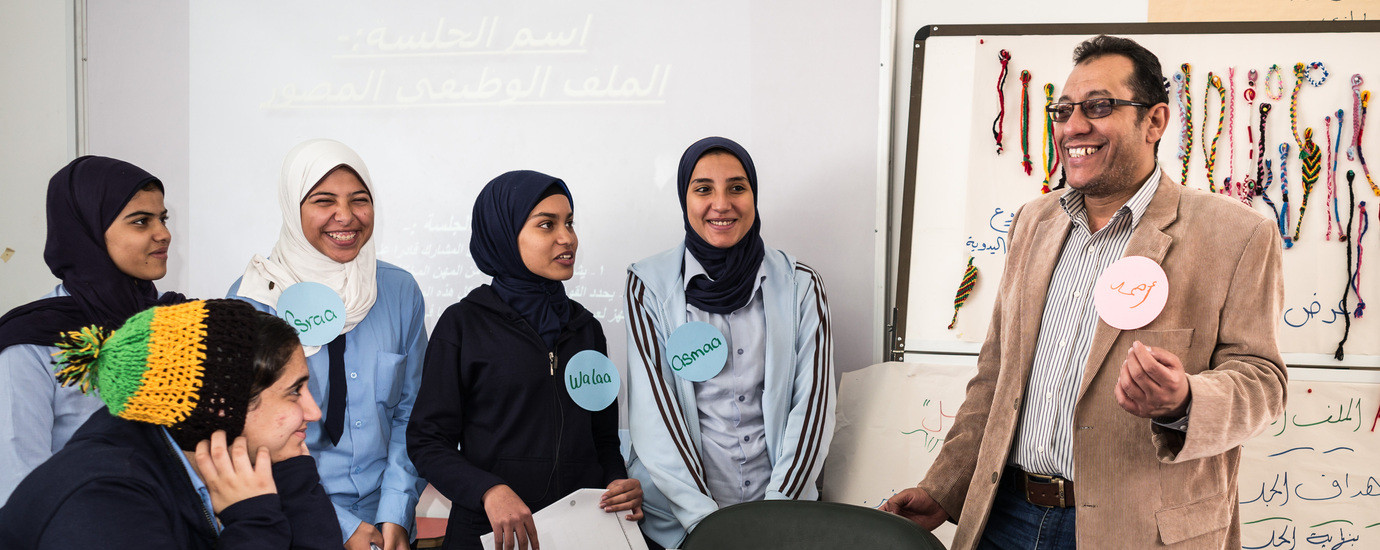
53;299;259;450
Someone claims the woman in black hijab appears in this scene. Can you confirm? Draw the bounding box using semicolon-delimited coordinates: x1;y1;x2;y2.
0;156;184;502
622;137;836;548
407;170;641;550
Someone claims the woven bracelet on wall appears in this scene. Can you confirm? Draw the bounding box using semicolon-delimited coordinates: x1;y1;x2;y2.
1202;72;1226;193
1020;70;1033;176
1176;64;1193;185
992;50;1010;155
948;256;977;330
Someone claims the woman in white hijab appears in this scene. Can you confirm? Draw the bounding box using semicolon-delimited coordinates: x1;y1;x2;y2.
229;139;427;550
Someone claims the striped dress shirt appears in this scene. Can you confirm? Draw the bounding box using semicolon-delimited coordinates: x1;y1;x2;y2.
1010;169;1160;480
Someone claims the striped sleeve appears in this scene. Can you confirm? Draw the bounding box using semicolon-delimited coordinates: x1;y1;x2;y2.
768;263;836;500
624;272;718;526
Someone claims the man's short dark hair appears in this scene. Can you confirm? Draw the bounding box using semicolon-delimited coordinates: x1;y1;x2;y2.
1072;35;1168;109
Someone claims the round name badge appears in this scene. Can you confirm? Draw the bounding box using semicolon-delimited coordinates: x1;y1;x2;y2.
666;321;728;382
564;350;620;412
1093;256;1169;330
276;282;346;346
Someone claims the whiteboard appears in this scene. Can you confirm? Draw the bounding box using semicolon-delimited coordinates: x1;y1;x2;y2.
820;362;1380;548
176;0;888;374
897;22;1380;367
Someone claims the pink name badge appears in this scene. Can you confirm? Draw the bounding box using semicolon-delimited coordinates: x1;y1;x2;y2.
1093;256;1168;330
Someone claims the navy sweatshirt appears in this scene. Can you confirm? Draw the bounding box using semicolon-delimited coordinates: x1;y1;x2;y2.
407;284;626;550
0;412;341;549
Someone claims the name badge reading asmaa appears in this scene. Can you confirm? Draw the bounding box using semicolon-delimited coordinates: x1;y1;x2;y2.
666;321;728;382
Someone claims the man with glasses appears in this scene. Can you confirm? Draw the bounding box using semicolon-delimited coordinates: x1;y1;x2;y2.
883;35;1285;549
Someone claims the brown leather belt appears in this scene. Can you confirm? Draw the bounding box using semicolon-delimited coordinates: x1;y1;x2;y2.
1005;466;1076;508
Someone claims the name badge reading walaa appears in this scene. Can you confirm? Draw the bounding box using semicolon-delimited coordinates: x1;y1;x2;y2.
276;281;346;346
564;350;620;412
1093;256;1169;330
666;321;728;382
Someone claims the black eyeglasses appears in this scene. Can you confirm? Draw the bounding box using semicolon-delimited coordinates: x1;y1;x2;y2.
1045;98;1151;122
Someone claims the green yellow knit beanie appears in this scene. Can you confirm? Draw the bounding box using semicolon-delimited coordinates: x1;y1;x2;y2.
53;299;259;450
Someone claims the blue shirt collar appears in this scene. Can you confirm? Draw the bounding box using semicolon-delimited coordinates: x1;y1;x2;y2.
163;427;220;534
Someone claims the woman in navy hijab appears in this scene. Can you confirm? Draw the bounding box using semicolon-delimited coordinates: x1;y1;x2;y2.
0;156;183;503
408;170;642;550
622;137;836;548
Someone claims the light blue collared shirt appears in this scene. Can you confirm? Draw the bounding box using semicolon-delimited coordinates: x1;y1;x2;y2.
163;427;220;534
229;261;427;539
0;284;106;505
683;251;771;507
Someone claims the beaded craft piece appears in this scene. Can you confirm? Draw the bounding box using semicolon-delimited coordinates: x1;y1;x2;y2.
1265;64;1285;101
1305;61;1329;87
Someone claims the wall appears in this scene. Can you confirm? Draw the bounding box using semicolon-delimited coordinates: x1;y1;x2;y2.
84;0;190;295
0;0;78;309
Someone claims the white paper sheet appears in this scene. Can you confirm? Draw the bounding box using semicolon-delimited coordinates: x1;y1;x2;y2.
479;488;649;550
820;362;976;547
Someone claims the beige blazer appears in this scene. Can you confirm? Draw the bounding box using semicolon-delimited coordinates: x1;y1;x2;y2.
920;176;1287;549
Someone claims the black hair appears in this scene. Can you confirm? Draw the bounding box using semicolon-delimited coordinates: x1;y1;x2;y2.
1073;35;1167;152
1072;35;1169;111
140;180;164;193
248;310;301;405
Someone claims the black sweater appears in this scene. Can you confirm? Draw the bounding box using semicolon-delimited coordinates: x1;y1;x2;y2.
407;285;626;549
0;412;341;549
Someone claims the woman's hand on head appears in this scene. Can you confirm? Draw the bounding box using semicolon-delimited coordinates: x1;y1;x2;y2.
601;478;644;521
192;430;277;514
483;484;538;550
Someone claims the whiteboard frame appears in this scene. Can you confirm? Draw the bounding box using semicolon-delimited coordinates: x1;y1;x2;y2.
893;20;1380;369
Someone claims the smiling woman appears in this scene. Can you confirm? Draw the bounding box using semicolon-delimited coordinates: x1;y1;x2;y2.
623;136;836;548
228;139;428;550
299;167;374;264
0;156;186;505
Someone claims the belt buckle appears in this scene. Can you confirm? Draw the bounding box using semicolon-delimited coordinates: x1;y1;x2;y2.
1023;472;1066;508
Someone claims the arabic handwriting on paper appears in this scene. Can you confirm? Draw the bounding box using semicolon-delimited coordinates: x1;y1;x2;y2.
1282;293;1350;328
899;399;954;453
989;207;1013;233
1241;519;1366;550
964;207;1015;255
964;236;1007;255
1273;398;1366;436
